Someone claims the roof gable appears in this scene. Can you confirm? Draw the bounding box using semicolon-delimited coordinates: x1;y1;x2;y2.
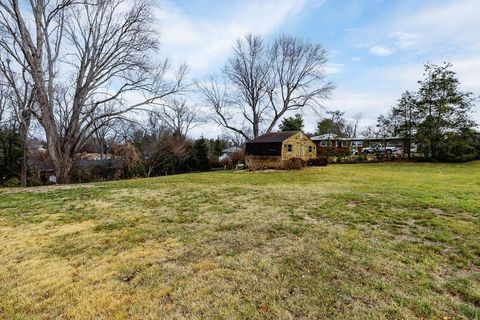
247;131;300;144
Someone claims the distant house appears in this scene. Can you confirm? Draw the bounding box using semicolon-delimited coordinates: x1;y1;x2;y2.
245;131;316;168
79;153;113;160
311;134;407;155
218;147;243;162
29;158;122;184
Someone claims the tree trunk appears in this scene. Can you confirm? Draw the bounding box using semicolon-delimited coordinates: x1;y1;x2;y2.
19;110;31;187
46;134;75;184
20;141;28;187
406;138;411;160
52;155;74;184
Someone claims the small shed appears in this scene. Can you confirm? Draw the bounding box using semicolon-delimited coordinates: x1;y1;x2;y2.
245;131;316;168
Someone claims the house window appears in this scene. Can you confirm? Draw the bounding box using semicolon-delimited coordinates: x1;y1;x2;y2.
287;144;292;152
319;141;332;147
341;141;348;147
308;146;313;152
352;140;363;147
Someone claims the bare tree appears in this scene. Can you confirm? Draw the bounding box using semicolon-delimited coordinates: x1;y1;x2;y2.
0;79;8;124
197;78;251;140
88;105;125;159
221;129;247;147
0;0;186;183
198;34;269;140
223;34;269;139
361;125;376;139
344;113;362;138
153;99;203;138
265;35;334;132
198;34;333;140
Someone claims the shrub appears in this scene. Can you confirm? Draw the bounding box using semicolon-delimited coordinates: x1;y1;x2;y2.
247;162;266;171
221;151;245;169
307;157;328;167
283;157;306;170
6;177;21;187
27;176;43;187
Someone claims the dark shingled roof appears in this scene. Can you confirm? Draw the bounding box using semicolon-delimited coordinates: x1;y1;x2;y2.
247;131;300;143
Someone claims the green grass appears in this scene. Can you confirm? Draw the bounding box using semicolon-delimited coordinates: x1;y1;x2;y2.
0;162;479;319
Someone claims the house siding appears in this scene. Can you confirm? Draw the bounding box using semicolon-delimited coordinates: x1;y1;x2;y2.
281;132;317;161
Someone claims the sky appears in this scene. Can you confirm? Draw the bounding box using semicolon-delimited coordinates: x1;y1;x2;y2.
153;0;480;137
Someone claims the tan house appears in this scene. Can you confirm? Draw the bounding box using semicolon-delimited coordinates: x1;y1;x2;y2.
245;131;317;168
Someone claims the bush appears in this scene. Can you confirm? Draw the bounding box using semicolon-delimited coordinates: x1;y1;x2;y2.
283;157;306;170
27;176;43;187
220;151;245;169
307;157;328;167
247;162;266;171
6;177;21;187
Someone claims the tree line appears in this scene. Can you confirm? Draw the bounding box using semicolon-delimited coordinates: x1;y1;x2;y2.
0;0;334;185
1;1;478;186
374;63;479;162
278;63;479;162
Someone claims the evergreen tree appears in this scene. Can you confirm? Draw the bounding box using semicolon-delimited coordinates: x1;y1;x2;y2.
315;110;345;136
0;125;23;180
208;138;223;160
190;138;210;171
279;114;304;131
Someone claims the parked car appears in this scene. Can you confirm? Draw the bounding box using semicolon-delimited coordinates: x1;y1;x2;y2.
362;143;399;154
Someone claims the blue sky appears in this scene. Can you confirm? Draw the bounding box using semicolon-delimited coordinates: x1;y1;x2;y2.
154;0;480;136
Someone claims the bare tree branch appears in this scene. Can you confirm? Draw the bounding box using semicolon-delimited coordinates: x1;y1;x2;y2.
151;99;204;138
0;0;187;183
198;34;334;140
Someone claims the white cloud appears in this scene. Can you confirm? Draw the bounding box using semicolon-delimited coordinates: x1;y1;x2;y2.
386;0;480;58
369;46;395;56
389;31;419;49
155;0;323;76
397;0;479;42
326;88;398;123
339;0;480;127
322;63;344;74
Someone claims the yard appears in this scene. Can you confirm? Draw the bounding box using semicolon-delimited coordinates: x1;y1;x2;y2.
0;162;479;319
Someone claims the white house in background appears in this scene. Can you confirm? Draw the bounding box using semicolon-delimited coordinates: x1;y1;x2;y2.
219;147;243;161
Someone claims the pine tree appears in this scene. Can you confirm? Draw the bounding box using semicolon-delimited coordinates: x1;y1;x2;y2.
191;138;210;171
279;114;304;131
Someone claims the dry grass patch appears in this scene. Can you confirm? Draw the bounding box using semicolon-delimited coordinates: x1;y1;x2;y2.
0;162;479;319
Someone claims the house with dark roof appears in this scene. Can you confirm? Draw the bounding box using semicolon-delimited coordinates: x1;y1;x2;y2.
245;131;316;168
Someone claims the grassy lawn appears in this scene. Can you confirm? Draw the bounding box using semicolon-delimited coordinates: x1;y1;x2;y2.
0;162;479;319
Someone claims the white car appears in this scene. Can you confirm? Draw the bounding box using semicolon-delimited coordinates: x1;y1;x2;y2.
362;144;399;154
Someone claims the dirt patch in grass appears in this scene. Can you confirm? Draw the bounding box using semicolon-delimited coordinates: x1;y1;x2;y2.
1;183;97;193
